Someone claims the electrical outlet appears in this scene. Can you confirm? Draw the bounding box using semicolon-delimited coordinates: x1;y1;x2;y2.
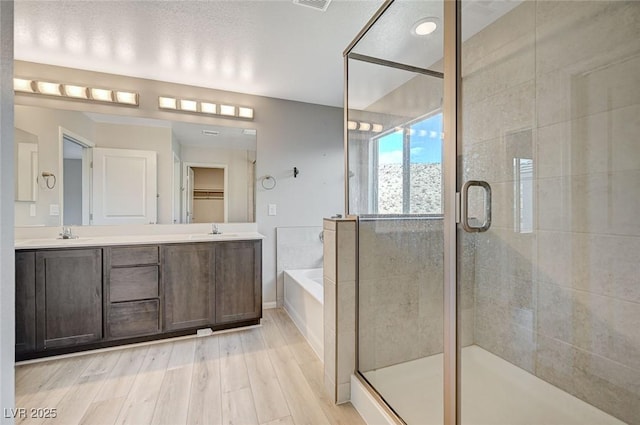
268;204;277;216
49;204;60;216
29;204;36;217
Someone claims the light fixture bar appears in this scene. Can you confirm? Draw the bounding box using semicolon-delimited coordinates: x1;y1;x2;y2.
347;121;383;133
155;96;254;120
14;77;139;106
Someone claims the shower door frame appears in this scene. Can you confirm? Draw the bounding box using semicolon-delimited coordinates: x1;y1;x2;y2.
344;0;462;424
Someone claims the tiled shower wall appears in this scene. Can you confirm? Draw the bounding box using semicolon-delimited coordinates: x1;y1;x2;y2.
463;2;640;423
358;219;476;372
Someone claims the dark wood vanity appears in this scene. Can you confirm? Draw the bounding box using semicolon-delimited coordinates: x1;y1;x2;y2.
15;239;262;361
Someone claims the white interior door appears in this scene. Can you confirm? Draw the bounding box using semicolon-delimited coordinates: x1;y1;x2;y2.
187;167;194;223
92;147;157;225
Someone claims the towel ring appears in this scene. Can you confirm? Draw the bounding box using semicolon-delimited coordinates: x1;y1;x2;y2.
261;175;276;190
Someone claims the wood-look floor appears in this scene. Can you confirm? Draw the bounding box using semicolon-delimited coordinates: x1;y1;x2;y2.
15;309;365;425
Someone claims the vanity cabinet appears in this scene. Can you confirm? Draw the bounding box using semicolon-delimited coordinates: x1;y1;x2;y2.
105;246;161;339
15;251;36;356
15;238;262;360
215;241;262;324
35;249;103;350
162;243;216;331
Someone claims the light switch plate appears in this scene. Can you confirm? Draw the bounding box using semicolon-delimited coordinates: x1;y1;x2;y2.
29;204;36;217
49;204;60;216
268;204;277;216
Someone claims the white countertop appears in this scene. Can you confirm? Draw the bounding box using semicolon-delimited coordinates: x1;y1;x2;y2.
15;232;264;250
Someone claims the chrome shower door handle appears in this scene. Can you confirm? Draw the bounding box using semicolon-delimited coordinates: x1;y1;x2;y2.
461;180;492;232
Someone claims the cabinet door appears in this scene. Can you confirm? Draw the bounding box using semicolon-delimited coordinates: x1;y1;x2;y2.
162;243;215;331
15;251;36;356
215;241;262;324
35;249;103;350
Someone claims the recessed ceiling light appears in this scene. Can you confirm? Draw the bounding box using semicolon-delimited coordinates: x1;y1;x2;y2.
413;18;438;36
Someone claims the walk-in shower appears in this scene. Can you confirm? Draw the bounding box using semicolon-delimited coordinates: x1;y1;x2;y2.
346;1;639;424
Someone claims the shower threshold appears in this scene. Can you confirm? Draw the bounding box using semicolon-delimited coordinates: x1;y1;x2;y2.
363;345;624;425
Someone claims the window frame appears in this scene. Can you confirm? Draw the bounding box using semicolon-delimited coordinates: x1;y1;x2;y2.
370;109;444;216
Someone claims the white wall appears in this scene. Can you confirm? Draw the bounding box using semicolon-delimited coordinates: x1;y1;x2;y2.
14;105;94;226
0;1;14;423
253;97;344;304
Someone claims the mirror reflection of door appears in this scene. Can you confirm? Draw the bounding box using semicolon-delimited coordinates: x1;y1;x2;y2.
184;164;227;223
62;134;92;225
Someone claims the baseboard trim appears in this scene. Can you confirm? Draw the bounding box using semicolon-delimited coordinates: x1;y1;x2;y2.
263;301;277;310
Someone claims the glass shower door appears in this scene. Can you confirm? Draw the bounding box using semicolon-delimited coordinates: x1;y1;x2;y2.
347;1;447;423
459;1;640;424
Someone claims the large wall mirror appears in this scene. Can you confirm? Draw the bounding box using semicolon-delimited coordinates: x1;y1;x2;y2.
15;104;257;227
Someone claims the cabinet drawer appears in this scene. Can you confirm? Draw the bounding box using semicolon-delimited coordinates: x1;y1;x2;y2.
110;266;158;302
110;246;158;266
108;300;159;338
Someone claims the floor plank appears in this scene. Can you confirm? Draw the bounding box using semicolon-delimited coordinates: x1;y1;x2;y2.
186;335;223;425
93;345;149;402
221;387;259;425
219;331;251;393
78;397;126;425
261;311;331;425
241;328;290;424
42;352;121;425
14;309;365;425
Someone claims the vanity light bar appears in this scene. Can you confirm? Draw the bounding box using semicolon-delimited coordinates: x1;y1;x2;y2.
158;96;254;120
347;120;383;133
13;78;139;106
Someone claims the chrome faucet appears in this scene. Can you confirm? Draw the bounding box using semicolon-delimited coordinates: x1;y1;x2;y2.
210;223;222;235
59;227;78;239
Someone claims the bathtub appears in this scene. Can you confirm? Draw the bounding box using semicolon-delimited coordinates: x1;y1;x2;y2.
283;268;324;360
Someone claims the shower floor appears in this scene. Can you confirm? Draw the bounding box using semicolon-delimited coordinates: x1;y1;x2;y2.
363;345;624;425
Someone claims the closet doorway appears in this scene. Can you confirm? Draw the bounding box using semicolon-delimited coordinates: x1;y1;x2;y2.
183;163;228;223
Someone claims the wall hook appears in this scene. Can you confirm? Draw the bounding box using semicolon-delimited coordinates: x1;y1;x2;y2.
293;167;299;178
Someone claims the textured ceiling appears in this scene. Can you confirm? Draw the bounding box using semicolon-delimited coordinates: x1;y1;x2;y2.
15;0;383;108
15;0;521;109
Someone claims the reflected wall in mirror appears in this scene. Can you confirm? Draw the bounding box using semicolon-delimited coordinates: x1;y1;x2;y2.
14;104;257;227
14;127;39;203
